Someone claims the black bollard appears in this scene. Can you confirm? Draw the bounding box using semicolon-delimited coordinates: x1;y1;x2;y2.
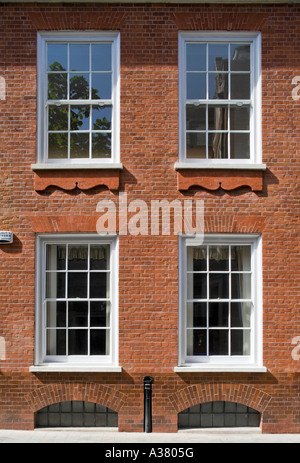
143;376;153;433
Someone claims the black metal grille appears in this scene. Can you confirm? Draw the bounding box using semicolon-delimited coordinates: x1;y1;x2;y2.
36;401;118;428
178;401;260;428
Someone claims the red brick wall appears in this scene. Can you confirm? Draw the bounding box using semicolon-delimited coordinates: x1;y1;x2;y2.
0;3;300;433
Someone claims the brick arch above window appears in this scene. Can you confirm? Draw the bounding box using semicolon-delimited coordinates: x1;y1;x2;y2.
28;12;127;31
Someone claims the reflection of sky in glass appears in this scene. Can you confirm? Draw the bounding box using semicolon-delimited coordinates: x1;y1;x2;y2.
48;44;68;71
70;44;89;71
186;44;206;71
92;44;111;71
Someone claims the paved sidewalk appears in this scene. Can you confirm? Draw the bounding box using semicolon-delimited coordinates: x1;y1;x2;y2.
0;428;299;443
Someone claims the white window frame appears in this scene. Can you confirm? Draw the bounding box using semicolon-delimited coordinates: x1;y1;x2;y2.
31;234;120;372
36;31;120;167
178;32;262;168
176;234;266;372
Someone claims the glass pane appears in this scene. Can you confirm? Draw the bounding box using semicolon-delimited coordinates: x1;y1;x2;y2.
231;302;251;327
46;272;65;298
69;301;88;327
209;73;228;99
209;246;229;271
231;329;250;355
46;329;66;355
186;104;206;131
186;44;206;71
92;73;112;100
90;301;110;327
70;44;90;72
92;133;111;158
187;302;207;327
48;133;68;159
209;274;229;299
70;133;89;159
47;44;68;71
186;132;206;159
208;132;228;159
48;73;68;100
230;133;250;159
68;329;88;355
90;329;108;355
49;106;68;131
90;245;109;270
187;246;207;271
68;245;88;270
46;244;66;270
230;106;250;131
209;329;228;355
68;273;87;298
231;274;251;299
231;44;250;71
187;329;207;356
70;73;89;100
187;273;207;299
92;44;111;71
209;302;229;327
231;246;251;271
90;272;108;299
92;106;112;130
208;44;228;71
231;74;250;99
46;301;66;327
208;105;228;131
70;106;90;131
187;73;206;100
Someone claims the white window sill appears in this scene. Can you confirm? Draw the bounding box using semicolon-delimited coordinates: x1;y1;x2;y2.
174;365;267;373
30;365;122;373
174;162;267;171
31;163;123;171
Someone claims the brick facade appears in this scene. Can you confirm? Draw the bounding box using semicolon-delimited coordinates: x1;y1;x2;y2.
0;2;299;433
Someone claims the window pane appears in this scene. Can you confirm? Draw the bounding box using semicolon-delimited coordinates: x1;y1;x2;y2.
48;73;67;100
209;274;229;299
90;329;108;355
46;301;66;327
47;44;68;71
209;246;229;271
208;132;228;159
230;133;250;159
231;302;251;327
68;330;88;355
90;273;108;299
231;274;251;299
209;302;229;327
92;133;111;158
231;329;250;355
208;44;228;71
70;44;90;72
186;44;206;71
48;133;68;159
68;246;88;270
90;245;109;270
209;329;228;355
231;44;250;71
208;105;228;131
186;104;206;131
90;301;110;327
92;106;112;131
187;273;207;299
46;244;66;270
187;246;207;271
70;133;89;159
47;329;66;355
187;329;207;355
68;273;87;298
187;302;207;327
92;44;111;72
70;73;89;100
70;106;90;131
92;73;112;100
49;106;68;131
231;246;251;271
209;73;228;99
69;301;88;327
231;74;250;99
187;73;206;100
46;272;65;298
230;106;250;131
186;132;206;159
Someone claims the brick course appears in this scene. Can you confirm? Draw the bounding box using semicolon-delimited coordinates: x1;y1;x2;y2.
0;3;299;433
